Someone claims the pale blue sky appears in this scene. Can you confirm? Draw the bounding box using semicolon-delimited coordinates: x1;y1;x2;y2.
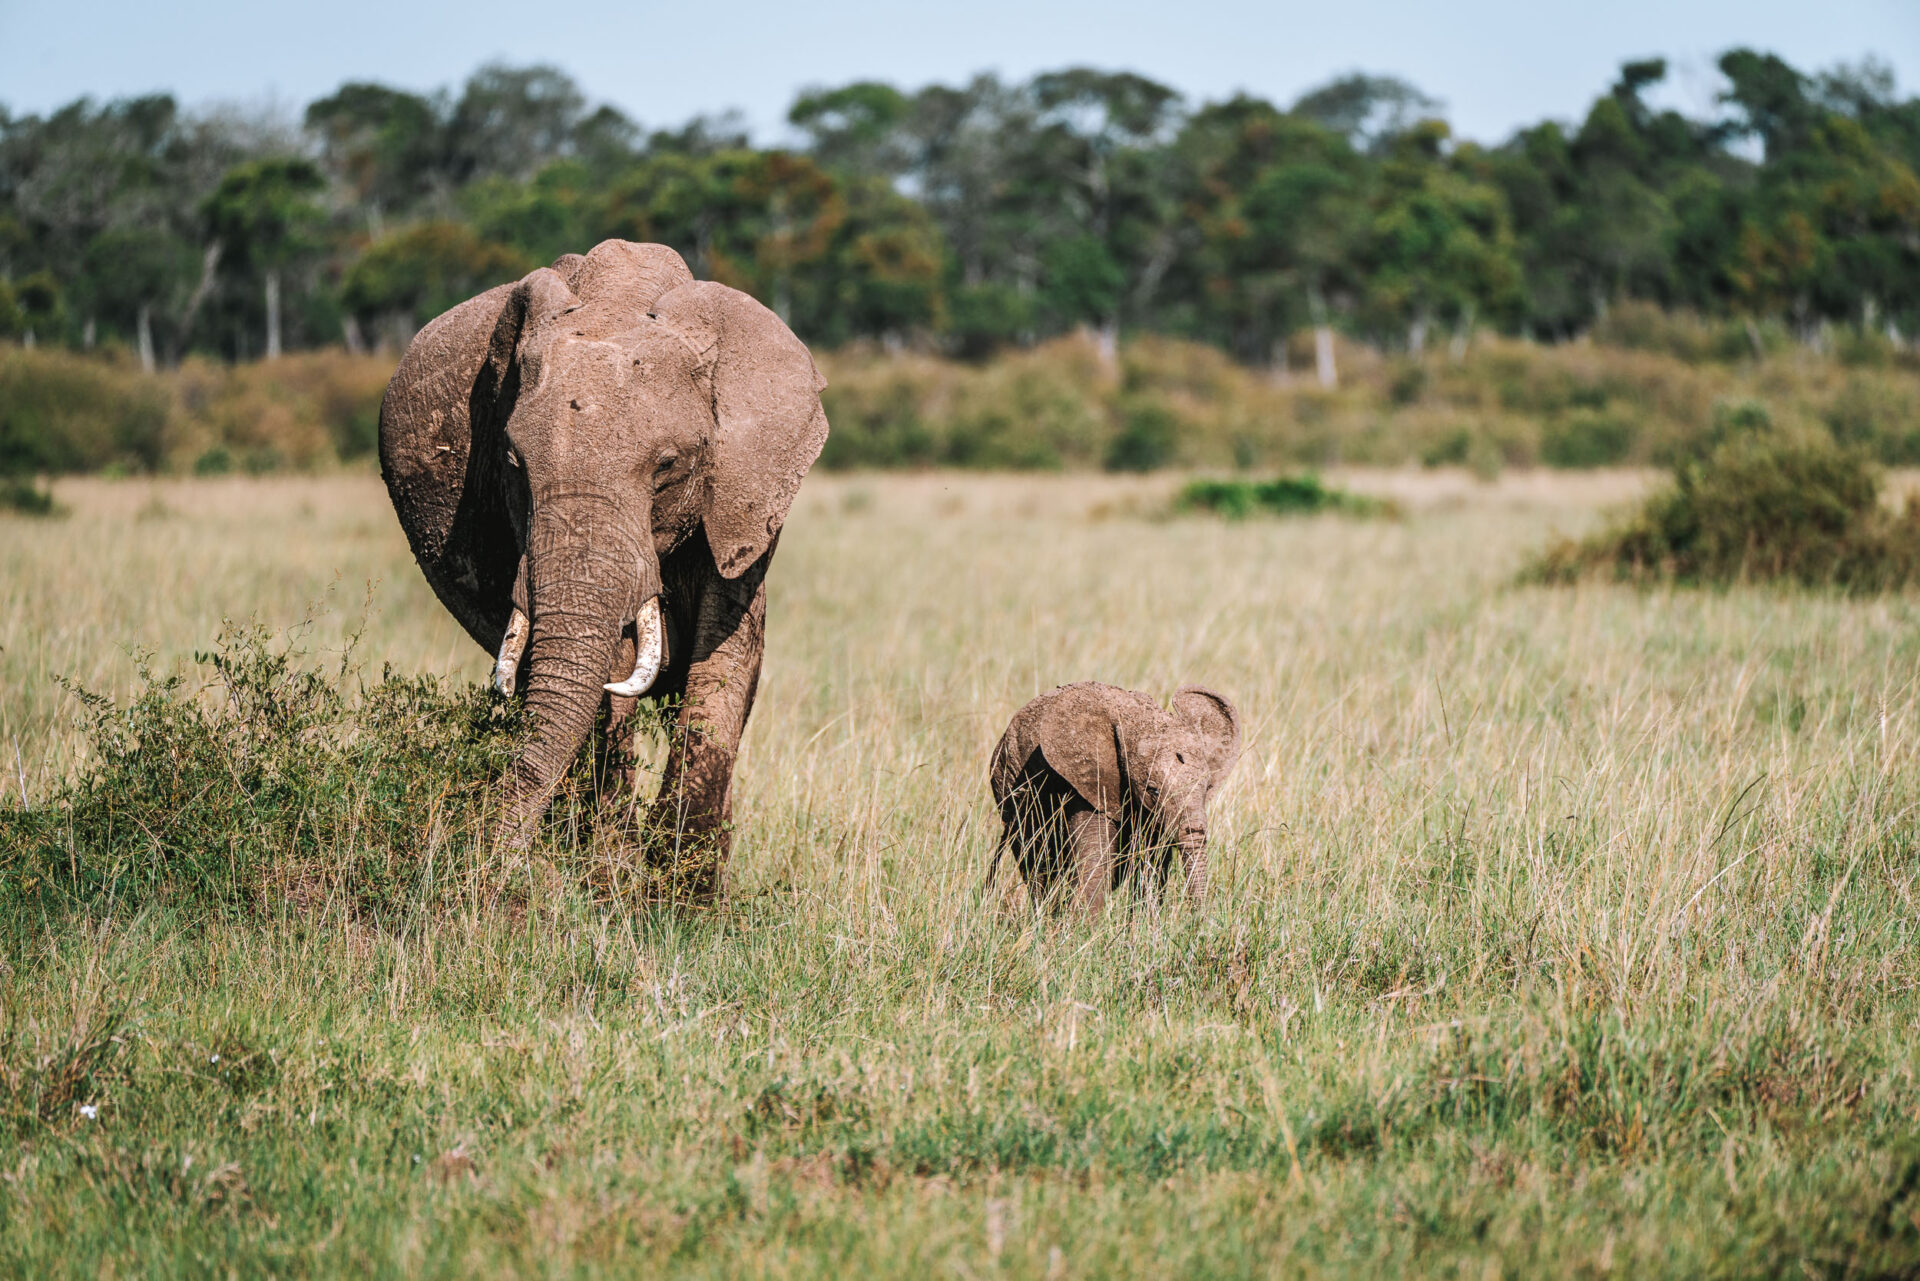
2;0;1914;143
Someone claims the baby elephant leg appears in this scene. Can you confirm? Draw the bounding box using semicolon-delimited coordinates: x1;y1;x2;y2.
1067;807;1117;918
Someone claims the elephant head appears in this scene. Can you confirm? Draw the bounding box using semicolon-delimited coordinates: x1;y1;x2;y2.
380;240;828;842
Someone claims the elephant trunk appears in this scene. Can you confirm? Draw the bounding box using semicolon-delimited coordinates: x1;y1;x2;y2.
1178;828;1210;904
498;498;661;848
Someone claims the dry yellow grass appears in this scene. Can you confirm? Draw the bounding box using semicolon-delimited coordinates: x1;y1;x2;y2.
2;470;1917;1276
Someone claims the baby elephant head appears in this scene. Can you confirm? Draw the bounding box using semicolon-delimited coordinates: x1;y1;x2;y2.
1129;686;1242;894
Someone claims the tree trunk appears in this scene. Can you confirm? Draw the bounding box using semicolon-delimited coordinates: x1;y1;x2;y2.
1315;326;1337;389
264;270;282;359
180;241;222;346
1449;303;1476;364
342;314;366;356
1307;286;1337;389
136;304;155;374
82;318;96;350
1408;311;1428;358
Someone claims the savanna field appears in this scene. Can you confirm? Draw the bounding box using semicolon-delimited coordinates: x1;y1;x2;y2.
2;468;1919;1276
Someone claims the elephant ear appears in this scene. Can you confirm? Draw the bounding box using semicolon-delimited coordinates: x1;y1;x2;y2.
1032;684;1132;818
378;280;521;651
482;267;583;403
655;280;829;578
1172;685;1241;789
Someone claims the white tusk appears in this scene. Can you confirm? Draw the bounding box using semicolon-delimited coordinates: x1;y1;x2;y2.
604;597;665;698
492;608;529;696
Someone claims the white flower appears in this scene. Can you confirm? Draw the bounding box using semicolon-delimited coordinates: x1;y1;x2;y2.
78;1104;98;1119
210;1054;220;1063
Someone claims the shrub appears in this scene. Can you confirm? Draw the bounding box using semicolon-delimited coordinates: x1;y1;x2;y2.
1541;410;1636;467
1178;474;1394;520
0;622;526;917
1105;397;1179;472
0;477;56;515
1529;426;1920;591
0;347;170;475
0;346;393;476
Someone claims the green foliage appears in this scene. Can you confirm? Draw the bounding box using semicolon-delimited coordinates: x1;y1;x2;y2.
1177;473;1390;519
0;346;390;474
1540;410;1635;467
340;222;532;328
0;477;56;514
0;623;525;917
1531;423;1920;589
1104;397;1179;472
7;48;1919;367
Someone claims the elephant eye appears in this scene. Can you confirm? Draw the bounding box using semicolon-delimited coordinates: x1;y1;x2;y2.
655;451;679;475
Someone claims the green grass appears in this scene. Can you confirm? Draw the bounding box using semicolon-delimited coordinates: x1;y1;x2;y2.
2;471;1918;1276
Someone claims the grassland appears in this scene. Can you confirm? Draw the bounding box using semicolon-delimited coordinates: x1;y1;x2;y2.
2;470;1918;1277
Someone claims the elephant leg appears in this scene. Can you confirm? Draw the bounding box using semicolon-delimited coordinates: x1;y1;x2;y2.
999;786;1057;908
1067;806;1116;919
645;559;768;903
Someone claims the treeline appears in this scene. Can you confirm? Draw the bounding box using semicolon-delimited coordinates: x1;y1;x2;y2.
1;50;1916;370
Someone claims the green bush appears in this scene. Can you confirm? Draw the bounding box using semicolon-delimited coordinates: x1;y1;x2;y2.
1178;474;1393;520
0;623;527;917
0;348;170;476
1529;427;1920;591
1105;398;1179;472
1541;410;1636;467
0;477;56;515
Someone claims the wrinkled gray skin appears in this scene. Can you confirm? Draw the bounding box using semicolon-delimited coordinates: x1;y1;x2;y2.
379;240;828;900
989;682;1241;915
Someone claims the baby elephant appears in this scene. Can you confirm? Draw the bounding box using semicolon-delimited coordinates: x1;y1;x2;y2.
989;682;1241;915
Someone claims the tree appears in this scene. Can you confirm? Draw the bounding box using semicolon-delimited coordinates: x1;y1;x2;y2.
1292;73;1442;153
1358;122;1522;350
340;221;531;347
201;158;326;358
304;82;446;227
446;64;587;184
788;82;913;178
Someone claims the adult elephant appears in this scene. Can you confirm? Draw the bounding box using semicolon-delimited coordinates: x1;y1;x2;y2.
379;239;828;900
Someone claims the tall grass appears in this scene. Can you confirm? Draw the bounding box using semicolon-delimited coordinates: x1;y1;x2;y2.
0;472;1917;1276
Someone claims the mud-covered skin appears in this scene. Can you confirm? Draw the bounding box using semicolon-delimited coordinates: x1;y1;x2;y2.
989;682;1242;915
379;240;827;899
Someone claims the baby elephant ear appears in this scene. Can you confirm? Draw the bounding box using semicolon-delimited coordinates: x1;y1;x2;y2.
1173;685;1241;787
1032;687;1130;818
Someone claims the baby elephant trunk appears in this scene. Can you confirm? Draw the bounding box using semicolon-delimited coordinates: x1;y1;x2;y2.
1177;826;1210;904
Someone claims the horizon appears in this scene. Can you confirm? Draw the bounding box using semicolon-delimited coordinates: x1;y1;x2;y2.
2;0;1913;146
